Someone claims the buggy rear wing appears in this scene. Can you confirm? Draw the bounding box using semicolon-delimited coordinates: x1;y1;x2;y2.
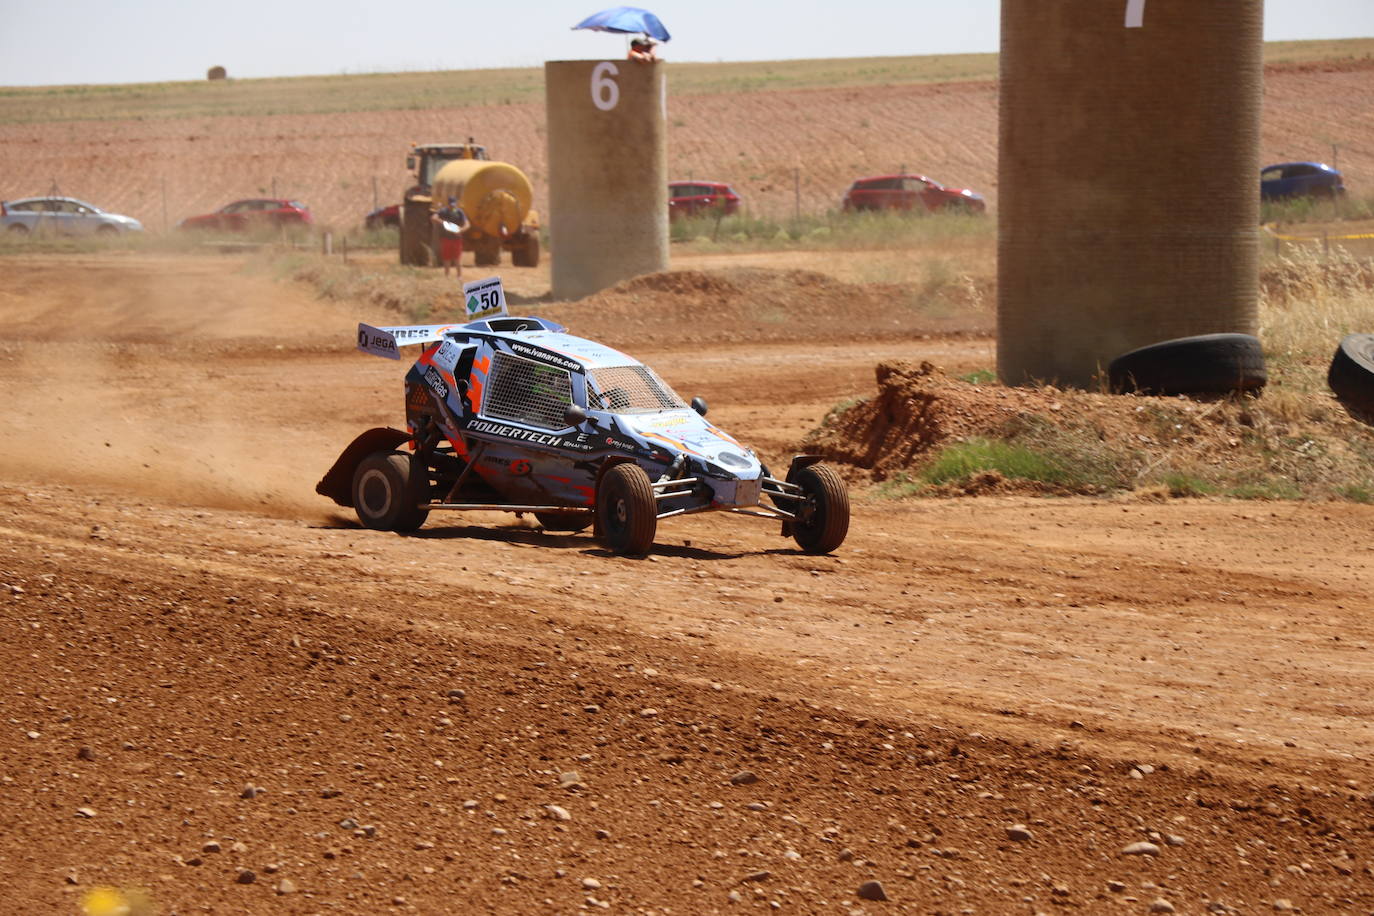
357;314;571;360
357;323;461;359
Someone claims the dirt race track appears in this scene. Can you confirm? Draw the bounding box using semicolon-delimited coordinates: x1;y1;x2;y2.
2;253;1374;914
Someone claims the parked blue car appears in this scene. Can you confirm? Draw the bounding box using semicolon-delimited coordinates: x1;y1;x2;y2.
1260;162;1345;200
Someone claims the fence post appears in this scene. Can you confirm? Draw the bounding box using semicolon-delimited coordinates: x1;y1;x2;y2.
323;232;332;256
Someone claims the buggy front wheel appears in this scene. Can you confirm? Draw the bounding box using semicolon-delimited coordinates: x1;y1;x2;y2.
790;463;850;554
596;463;657;555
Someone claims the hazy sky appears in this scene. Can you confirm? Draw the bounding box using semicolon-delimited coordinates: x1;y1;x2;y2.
2;0;1372;86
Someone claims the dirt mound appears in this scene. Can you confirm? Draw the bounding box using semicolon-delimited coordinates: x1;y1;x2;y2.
537;267;990;348
617;269;746;297
805;361;1076;478
804;360;1374;498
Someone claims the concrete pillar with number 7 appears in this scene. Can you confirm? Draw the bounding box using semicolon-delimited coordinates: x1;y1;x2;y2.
546;59;669;301
997;0;1263;388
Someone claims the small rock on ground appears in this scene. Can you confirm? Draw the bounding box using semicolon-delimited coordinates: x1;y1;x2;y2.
1121;841;1161;856
857;880;888;901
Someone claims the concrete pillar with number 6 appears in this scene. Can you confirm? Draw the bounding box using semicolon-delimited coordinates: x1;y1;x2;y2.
546;60;668;301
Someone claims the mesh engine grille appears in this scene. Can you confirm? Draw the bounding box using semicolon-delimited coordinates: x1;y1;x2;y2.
590;365;687;412
482;352;574;429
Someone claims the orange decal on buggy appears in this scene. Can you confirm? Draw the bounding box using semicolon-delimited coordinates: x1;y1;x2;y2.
707;423;743;449
643;431;705;458
467;355;491;412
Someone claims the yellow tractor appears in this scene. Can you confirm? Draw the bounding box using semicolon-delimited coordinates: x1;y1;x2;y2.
399;140;541;268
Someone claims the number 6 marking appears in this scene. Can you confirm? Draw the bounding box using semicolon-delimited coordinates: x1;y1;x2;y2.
1125;0;1145;28
591;61;620;111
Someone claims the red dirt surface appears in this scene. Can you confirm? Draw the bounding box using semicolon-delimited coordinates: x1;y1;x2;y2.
2;61;1372;228
2;254;1373;913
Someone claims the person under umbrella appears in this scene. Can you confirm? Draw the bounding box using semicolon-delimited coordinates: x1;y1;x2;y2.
628;36;658;62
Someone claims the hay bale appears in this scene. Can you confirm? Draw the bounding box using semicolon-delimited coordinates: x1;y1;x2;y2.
206;66;227;81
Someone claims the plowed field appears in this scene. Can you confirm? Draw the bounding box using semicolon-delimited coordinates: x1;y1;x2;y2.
2;60;1372;228
2;253;1373;914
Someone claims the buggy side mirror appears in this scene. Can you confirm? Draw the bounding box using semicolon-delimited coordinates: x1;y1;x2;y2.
563;403;588;427
691;396;708;416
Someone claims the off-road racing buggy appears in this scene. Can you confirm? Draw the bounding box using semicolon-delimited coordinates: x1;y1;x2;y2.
317;305;849;556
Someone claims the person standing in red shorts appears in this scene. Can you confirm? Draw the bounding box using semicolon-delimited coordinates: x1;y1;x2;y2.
431;196;469;280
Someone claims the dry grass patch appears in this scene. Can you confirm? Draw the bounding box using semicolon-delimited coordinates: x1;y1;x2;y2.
813;251;1374;501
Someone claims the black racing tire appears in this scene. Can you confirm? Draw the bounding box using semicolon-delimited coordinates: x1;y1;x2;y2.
1328;333;1374;421
535;511;592;533
96;224;119;235
351;450;430;532
1107;333;1267;396
596;463;657;555
790;464;850;554
7;223;29;235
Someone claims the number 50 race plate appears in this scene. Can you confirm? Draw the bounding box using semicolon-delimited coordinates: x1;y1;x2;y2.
464;276;509;320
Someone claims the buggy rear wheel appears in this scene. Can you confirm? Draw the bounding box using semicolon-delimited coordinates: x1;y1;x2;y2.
351;450;430;532
790;463;850;554
596;463;656;555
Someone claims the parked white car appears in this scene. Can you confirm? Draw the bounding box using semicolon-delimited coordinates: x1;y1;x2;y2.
2;196;143;235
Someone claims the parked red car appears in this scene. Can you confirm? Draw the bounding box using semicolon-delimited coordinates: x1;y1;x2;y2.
669;181;741;220
364;204;401;230
178;198;313;231
841;174;985;214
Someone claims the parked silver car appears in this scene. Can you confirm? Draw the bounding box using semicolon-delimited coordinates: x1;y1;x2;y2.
1;196;143;235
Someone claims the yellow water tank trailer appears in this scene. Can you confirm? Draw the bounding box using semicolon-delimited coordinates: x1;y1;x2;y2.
432;160;540;267
398;141;541;268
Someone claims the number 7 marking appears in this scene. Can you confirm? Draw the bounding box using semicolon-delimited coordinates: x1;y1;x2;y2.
1125;0;1145;28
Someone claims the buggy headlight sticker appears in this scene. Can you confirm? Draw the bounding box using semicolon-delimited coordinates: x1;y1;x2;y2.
715;451;752;469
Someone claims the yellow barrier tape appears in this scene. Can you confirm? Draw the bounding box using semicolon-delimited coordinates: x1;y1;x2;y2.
1262;223;1374;242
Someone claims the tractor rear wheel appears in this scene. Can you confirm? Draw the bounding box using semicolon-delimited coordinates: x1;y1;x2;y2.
473;238;501;266
512;234;541;267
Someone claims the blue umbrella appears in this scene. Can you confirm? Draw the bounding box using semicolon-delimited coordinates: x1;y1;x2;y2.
572;6;671;42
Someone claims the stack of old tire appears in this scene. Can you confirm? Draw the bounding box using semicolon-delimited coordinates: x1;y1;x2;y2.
1106;331;1374;424
1107;333;1267;397
1328;334;1374;422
